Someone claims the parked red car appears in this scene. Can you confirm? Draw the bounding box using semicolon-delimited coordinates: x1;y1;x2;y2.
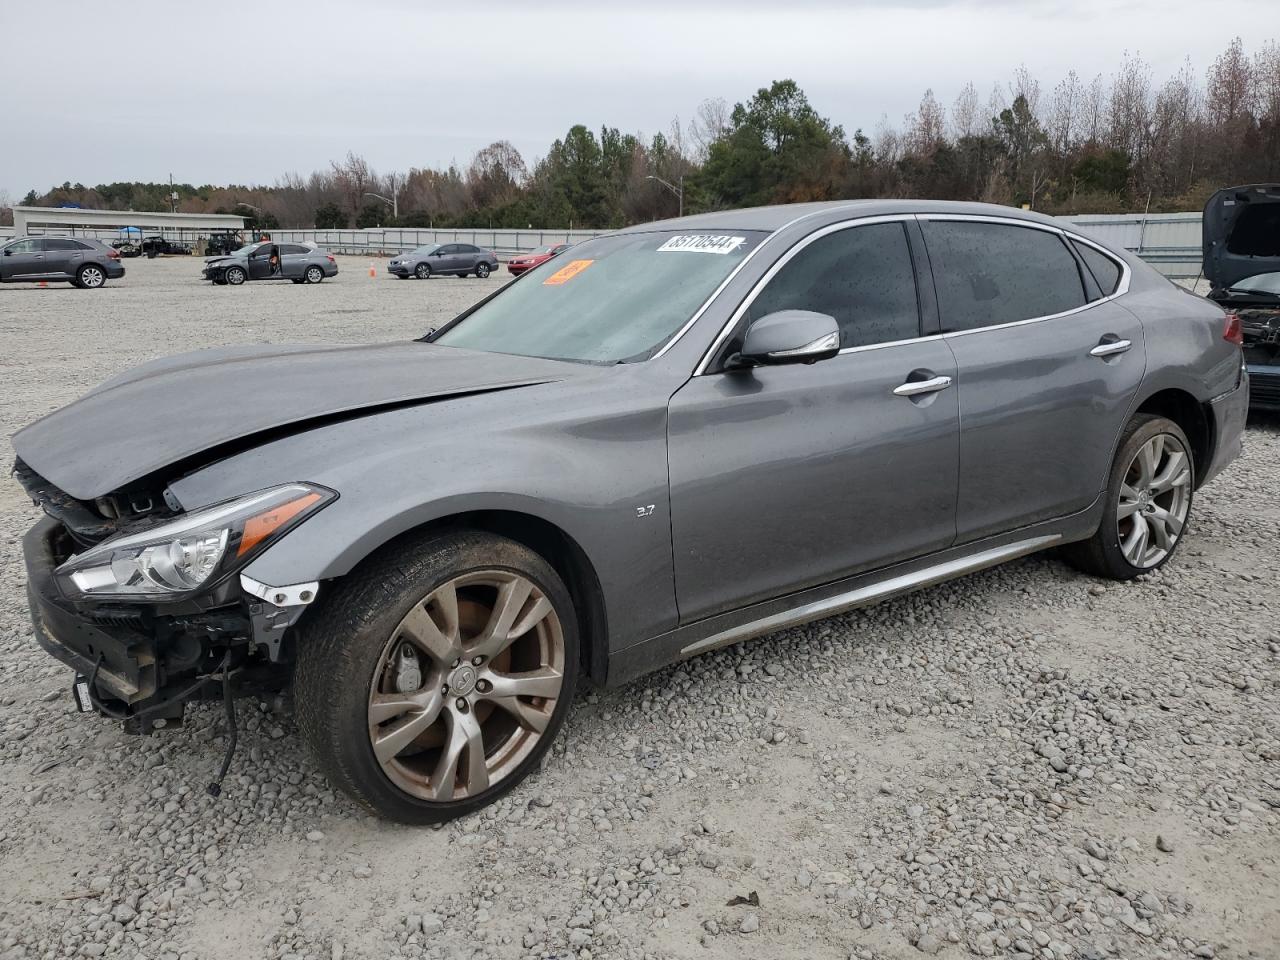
507;243;572;276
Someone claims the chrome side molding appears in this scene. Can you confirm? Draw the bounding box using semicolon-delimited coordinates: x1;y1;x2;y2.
679;534;1061;657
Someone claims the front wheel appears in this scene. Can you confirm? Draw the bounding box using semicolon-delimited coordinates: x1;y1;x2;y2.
224;266;247;285
295;531;578;824
414;263;431;280
1063;414;1194;580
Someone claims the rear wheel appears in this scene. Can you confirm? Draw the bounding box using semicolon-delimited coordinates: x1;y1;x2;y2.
476;262;491;279
76;264;106;289
1063;414;1194;580
415;263;431;280
295;531;578;824
304;265;324;284
224;266;247;285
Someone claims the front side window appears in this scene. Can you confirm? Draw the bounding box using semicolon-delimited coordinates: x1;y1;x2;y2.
923;221;1086;332
745;222;920;349
434;229;766;363
6;239;42;254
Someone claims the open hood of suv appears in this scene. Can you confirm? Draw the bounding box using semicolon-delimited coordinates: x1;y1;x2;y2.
1203;184;1280;295
12;342;581;500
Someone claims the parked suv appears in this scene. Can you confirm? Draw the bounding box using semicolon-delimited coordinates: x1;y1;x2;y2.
14;201;1247;824
1;236;125;288
388;243;499;279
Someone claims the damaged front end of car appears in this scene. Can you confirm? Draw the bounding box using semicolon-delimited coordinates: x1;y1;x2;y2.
15;457;334;739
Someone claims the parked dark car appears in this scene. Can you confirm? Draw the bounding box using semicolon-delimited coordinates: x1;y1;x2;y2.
13;200;1247;823
507;243;571;276
202;241;337;285
141;236;192;258
1204;183;1280;410
388;243;499;279
1;236;125;288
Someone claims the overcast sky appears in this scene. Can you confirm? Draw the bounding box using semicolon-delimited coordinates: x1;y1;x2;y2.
0;0;1271;199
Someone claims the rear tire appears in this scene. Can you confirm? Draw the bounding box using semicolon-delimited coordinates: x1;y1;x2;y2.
75;264;106;289
304;265;324;284
1062;414;1194;580
476;263;491;279
294;530;579;824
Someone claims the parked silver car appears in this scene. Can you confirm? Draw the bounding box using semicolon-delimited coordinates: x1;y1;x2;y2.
202;241;338;285
388;243;499;279
1;236;125;288
14;200;1247;823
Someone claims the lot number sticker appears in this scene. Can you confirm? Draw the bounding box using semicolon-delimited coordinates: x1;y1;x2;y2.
656;235;747;255
543;259;595;285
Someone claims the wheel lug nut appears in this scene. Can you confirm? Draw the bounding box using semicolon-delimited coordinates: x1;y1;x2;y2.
451;658;460;668
476;679;491;693
455;698;469;712
471;656;484;666
441;684;449;694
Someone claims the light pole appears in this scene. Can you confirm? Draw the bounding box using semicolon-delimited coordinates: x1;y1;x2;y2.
646;174;684;217
365;175;400;221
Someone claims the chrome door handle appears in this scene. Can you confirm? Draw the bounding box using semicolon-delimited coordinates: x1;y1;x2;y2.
1090;339;1132;358
893;375;952;397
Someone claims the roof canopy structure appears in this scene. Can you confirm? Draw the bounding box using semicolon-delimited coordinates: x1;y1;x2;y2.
11;206;246;236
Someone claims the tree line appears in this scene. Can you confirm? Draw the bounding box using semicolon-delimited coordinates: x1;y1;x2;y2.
6;38;1278;231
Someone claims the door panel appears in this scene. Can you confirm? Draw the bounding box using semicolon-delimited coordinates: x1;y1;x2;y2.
667;341;960;622
1;239;47;279
43;239;84;278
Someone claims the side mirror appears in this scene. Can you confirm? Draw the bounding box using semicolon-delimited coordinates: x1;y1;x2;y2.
736;310;840;367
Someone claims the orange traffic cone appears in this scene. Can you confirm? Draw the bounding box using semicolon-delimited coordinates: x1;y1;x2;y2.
38;280;48;288
368;262;376;278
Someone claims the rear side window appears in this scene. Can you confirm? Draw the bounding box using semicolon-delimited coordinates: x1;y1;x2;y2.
746;222;920;349
458;244;480;253
923;221;1086;332
280;244;308;256
1071;239;1122;296
45;238;89;251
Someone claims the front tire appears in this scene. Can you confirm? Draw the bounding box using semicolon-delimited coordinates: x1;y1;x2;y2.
1063;414;1194;580
295;531;578;824
224;266;247;285
414;263;431;280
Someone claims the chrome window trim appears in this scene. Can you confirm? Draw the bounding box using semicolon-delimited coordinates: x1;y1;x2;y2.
651;202;880;361
692;213;916;375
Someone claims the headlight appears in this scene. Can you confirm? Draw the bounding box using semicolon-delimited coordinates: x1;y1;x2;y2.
57;483;335;600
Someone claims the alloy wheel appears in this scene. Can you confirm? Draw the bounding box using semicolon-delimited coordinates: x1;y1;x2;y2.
1117;432;1191;569
306;266;323;283
80;266;104;288
367;570;566;802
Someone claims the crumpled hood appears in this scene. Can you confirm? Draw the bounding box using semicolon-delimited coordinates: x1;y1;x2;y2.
12;342;581;500
1203;183;1280;293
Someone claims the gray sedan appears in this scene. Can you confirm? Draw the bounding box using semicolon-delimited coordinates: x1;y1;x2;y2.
388;242;499;279
202;241;338;285
14;200;1248;823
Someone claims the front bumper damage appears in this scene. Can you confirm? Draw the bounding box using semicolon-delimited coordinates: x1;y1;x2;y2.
23;513;315;732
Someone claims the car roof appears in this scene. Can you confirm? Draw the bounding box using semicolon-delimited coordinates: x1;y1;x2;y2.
615;199;1066;234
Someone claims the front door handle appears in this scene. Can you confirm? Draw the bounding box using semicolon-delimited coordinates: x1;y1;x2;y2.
1090;337;1132;358
893;375;953;397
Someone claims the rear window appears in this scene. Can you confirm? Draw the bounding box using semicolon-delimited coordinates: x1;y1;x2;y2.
1071;239;1122;296
922;221;1086;332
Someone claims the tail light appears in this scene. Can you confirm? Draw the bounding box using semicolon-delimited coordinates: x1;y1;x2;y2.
107;248;121;260
1223;312;1243;346
326;255;335;263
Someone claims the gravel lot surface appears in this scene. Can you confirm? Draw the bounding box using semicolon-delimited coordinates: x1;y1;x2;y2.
0;258;1277;960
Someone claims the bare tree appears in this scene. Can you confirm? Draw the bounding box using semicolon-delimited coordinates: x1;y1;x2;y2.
330;151;373;223
907;89;946;155
951;81;980;139
687;97;730;159
1082;73;1106;145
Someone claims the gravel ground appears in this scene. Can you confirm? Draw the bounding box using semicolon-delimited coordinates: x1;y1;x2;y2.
0;258;1277;960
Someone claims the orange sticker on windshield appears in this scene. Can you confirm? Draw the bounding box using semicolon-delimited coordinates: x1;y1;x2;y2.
543;259;594;285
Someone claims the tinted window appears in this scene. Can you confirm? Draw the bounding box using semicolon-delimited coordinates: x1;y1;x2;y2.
280;244;308;256
437;245;457;255
458;244;480;253
923;221;1085;331
6;239;43;254
746;222;920;349
45;238;88;251
1071;239;1121;296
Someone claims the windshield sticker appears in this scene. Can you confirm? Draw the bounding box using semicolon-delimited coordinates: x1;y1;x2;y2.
656;235;748;255
543;259;595;285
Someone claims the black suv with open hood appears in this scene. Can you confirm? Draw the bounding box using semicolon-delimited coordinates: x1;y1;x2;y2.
1204;183;1280;411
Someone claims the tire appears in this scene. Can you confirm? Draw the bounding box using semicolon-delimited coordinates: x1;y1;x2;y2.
304;265;324;284
295;530;579;824
414;263;431;280
1063;414;1194;580
475;262;491;279
224;266;247;285
75;264;107;289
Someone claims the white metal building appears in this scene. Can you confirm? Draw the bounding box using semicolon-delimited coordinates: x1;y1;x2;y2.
10;206;245;241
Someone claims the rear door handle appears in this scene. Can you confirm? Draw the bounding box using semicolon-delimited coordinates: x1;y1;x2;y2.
1090;338;1132;358
893;375;952;397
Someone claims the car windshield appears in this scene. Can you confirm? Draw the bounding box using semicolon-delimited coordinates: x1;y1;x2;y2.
1227;272;1280;297
433;230;766;362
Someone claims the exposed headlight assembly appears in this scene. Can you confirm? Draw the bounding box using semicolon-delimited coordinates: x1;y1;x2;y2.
57;483;335;600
